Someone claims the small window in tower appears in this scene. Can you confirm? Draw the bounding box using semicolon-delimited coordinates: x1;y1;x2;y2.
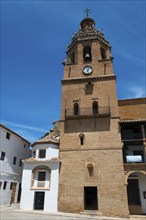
92;101;98;114
83;46;92;62
87;163;94;177
100;47;106;59
74;103;79;115
39;149;46;158
71;52;75;64
79;133;85;145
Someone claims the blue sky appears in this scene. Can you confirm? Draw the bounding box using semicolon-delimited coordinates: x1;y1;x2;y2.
1;0;146;143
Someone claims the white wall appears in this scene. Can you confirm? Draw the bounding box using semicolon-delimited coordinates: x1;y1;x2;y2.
32;143;59;159
20;162;59;212
0;125;30;205
20;142;59;212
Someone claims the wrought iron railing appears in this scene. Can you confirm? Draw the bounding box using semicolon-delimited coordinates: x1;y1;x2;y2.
65;106;110;118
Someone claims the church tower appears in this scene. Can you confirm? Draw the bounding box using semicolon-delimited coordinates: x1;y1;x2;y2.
59;12;129;218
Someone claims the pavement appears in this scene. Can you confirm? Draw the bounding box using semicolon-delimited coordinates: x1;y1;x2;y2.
0;204;146;220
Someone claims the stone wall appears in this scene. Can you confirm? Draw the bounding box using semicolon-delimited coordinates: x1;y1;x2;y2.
118;98;146;120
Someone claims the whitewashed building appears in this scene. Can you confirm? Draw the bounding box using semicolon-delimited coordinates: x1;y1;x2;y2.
0;124;30;205
20;122;60;212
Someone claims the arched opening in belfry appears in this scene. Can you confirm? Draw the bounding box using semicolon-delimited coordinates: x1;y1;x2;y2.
100;47;106;59
83;46;92;62
71;51;75;64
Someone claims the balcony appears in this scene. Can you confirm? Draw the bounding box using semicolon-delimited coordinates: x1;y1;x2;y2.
122;139;143;145
37;181;45;187
65;106;110;119
124;163;146;172
121;130;143;145
125;155;144;163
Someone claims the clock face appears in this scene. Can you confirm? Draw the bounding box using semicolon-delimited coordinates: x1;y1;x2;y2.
83;66;93;75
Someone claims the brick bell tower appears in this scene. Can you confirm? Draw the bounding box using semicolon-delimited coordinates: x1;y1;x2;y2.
59;11;129;218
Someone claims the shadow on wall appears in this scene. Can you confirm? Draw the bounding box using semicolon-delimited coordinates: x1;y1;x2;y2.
64;117;110;133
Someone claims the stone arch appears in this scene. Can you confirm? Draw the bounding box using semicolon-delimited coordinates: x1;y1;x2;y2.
83;45;92;62
125;170;146;185
125;170;146;215
31;165;51;188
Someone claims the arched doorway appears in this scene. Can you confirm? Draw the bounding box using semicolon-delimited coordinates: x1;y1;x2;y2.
126;172;146;215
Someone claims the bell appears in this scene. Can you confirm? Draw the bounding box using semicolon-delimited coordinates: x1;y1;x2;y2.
85;53;90;58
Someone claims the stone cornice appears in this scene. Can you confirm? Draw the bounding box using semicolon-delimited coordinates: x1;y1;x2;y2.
22;157;60;164
68;29;110;52
61;75;116;85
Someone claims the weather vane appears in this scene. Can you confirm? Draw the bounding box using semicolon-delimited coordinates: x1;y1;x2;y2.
84;8;91;17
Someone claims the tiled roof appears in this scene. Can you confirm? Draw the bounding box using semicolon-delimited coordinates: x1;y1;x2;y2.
31;121;60;147
119;119;146;123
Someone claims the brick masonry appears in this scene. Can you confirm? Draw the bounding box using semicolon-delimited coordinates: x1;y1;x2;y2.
58;17;145;218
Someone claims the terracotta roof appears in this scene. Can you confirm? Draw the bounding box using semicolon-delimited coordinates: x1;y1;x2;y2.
119;119;146;123
32;133;60;145
31;121;60;147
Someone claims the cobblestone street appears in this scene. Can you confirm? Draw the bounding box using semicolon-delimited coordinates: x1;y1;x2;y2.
0;204;146;220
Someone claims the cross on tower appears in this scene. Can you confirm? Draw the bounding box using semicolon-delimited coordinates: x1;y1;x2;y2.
84;8;91;17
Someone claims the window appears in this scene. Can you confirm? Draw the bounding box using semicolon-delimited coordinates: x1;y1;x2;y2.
10;182;13;190
0;182;2;190
100;47;106;59
1;152;5;161
24;144;26;148
3;181;7;189
38;171;46;181
71;52;75;64
92;101;98;114
37;171;46;187
83;46;92;62
79;133;85;145
19;159;22;167
39;149;46;158
133;151;144;163
6;132;10;139
74;103;79;115
13;156;17;165
31;166;51;189
32;151;36;158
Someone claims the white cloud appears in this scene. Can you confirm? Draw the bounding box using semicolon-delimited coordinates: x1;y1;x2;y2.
0;121;49;143
1;121;48;133
13;129;37;143
128;86;146;98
